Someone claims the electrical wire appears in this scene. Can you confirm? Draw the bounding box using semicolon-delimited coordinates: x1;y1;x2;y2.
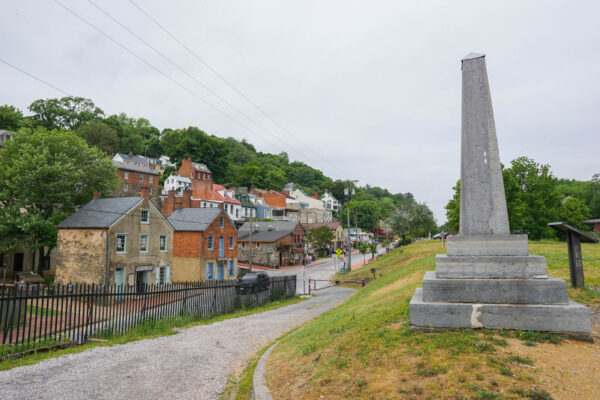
0;58;73;97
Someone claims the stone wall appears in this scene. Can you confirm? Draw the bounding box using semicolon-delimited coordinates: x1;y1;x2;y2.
55;229;106;285
238;242;279;267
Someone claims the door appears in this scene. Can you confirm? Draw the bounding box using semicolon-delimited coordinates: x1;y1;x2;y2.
115;268;125;299
136;271;149;293
13;253;24;272
219;236;224;258
217;263;225;281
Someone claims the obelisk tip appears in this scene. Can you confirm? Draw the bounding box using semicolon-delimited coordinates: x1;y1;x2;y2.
462;52;485;62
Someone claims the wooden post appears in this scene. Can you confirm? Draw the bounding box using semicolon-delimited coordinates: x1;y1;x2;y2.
567;231;585;288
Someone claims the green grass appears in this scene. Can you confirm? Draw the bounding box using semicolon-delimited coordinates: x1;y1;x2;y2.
27;305;62;317
266;240;598;399
0;295;307;371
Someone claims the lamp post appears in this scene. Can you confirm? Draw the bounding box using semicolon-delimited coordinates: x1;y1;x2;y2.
343;184;357;274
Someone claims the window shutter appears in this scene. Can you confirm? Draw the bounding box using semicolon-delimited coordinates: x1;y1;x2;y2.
166;266;171;284
155;266;161;285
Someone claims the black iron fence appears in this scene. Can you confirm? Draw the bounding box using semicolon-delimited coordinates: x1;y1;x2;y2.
0;276;296;353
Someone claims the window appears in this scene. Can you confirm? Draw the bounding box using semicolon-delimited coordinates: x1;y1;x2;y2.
206;263;214;281
241;242;246;250
124;172;129;180
149;176;154;184
123;183;128;192
141;209;149;224
236;209;239;218
207;235;214;250
256;242;260;250
160;234;167;252
139;234;148;253
229;236;234;250
149;187;153;195
140;175;144;183
116;234;127;253
220;217;225;228
156;266;171;285
228;260;235;277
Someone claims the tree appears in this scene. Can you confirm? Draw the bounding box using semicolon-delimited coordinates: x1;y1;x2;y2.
369;243;378;260
28;97;104;130
264;168;287;190
0;127;119;271
358;242;368;265
306;226;335;257
445;180;460;233
0;105;25;131
558;197;592;232
392;202;436;241
77;121;120;154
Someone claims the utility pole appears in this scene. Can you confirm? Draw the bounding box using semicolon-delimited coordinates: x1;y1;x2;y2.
248;214;253;272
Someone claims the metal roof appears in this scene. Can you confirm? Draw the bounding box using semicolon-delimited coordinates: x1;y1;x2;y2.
112;160;159;175
238;220;299;233
168;207;222;231
584;219;600;225
58;197;143;228
238;230;291;242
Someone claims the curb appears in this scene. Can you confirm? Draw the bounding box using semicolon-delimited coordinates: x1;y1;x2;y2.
252;341;279;400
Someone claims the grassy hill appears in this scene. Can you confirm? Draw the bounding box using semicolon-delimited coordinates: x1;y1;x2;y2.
265;240;600;399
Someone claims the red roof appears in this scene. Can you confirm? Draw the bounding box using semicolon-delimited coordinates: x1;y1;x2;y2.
213;184;241;204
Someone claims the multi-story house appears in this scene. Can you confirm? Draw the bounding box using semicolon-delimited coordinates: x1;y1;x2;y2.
162;173;191;196
112;160;160;205
250;194;273;220
168;208;238;281
290;189;332;223
322;190;341;212
55;193;174;290
236;194;257;220
237;221;304;267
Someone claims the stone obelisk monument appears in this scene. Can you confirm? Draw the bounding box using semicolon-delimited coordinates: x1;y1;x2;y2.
409;53;591;333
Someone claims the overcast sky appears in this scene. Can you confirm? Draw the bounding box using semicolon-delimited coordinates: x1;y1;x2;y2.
2;1;599;223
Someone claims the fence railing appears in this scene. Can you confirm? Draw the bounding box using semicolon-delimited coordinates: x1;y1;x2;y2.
0;276;296;353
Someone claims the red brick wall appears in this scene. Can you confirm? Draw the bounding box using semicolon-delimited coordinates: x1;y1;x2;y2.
173;231;201;258
117;170;159;187
201;212;238;259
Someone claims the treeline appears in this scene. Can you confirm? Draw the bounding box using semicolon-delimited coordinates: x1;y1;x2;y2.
0;96;437;235
445;157;600;239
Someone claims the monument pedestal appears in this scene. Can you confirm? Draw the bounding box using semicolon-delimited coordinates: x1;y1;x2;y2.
409;235;592;334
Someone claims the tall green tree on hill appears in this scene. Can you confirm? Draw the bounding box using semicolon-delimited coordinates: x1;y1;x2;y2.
0;127;119;272
0;105;25;131
28;97;105;130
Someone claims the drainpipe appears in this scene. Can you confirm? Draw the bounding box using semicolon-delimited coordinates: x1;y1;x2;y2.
103;229;109;287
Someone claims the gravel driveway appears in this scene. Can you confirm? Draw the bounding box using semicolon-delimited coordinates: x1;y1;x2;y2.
0;286;355;400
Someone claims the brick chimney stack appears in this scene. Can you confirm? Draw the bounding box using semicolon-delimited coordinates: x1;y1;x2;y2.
140;187;149;198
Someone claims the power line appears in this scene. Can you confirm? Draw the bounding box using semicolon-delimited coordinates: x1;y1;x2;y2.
127;0;338;172
0;58;73;97
52;0;287;156
86;0;319;166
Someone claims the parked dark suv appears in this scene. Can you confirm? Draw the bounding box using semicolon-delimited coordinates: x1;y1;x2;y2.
236;271;270;294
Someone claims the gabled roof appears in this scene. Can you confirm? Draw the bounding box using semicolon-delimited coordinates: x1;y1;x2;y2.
238;230;291;242
115;153;157;165
113;160;159;175
58;197;144;228
213;184;241;204
191;161;211;173
168;208;223;231
584;218;600;225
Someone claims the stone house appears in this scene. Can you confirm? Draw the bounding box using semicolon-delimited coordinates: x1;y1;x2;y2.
55;195;173;290
168;208;238;281
302;222;345;251
237;221;305;267
113;160;160;204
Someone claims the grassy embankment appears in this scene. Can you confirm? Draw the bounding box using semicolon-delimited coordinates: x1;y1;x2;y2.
266;240;600;399
1;295;306;371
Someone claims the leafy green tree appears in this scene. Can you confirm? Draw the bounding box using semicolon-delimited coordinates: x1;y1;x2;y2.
0;105;25;131
77;120;120;154
358;242;368;264
558;197;592;231
445;180;460;233
369;243;378;260
28;97;104;130
340;199;380;231
0;127;119;271
306;226;335;257
392;202;436;241
264;168;287;190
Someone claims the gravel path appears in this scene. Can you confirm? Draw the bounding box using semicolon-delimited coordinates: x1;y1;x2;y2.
0;286;355;400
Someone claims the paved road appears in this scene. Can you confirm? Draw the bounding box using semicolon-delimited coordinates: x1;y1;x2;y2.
265;245;386;294
0;286;356;400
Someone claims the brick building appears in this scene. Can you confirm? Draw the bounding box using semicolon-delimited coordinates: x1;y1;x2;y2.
55;194;173;289
113;160;160;205
237;221;304;267
168;208;238;281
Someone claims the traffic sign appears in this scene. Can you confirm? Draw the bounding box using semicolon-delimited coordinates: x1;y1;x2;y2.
336;248;342;258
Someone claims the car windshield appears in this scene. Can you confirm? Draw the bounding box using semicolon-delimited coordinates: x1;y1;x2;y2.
242;274;258;281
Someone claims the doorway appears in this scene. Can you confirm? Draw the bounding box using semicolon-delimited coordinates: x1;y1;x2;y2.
13;253;24;272
217;263;225;281
136;270;149;293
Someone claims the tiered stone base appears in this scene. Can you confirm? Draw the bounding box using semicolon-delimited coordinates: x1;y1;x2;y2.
409;235;592;334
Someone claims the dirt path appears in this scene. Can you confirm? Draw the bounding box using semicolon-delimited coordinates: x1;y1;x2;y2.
0;286;356;400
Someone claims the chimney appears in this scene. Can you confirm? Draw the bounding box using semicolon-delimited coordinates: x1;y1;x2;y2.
140;187;149;198
129;151;133;157
182;187;192;207
93;190;102;200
